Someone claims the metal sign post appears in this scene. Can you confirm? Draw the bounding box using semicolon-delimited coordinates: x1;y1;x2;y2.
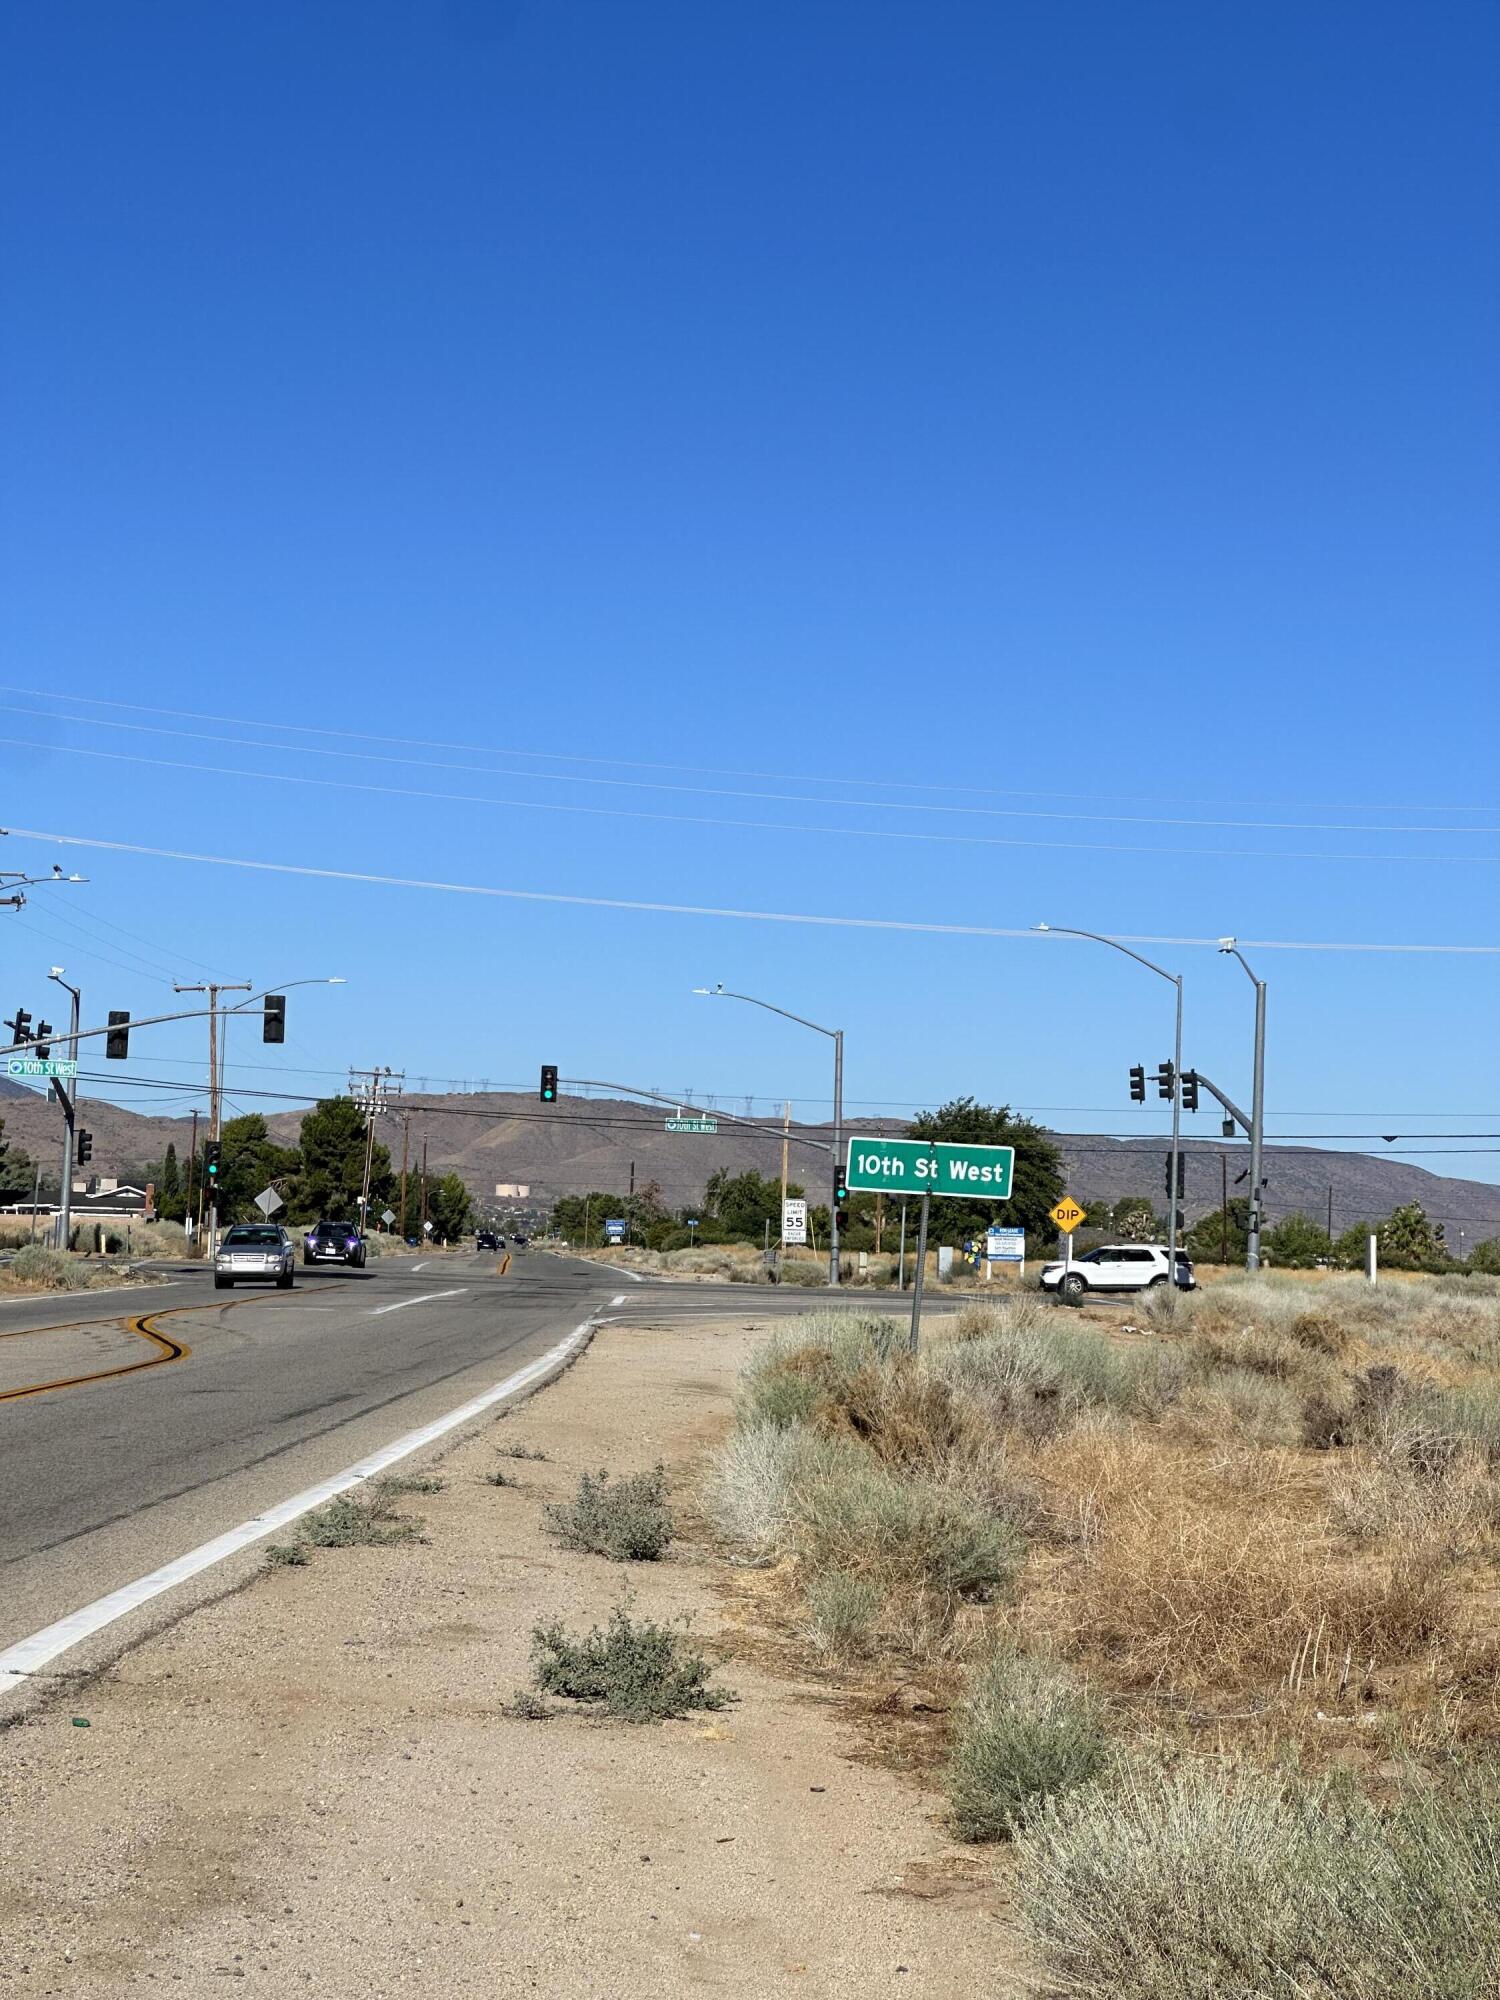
908;1193;931;1354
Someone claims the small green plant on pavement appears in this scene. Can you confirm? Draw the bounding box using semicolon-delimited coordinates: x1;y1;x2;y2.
544;1463;674;1561
530;1603;733;1722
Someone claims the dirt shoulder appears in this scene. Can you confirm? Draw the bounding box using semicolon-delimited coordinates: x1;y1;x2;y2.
0;1314;1026;1999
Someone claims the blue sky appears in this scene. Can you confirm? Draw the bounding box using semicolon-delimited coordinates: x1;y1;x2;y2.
1;2;1497;1180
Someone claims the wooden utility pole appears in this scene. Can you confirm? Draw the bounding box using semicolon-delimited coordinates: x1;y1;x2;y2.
399;1112;410;1238
779;1100;791;1259
419;1137;429;1237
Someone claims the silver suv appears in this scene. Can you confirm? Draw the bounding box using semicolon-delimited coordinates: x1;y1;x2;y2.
1041;1243;1195;1303
215;1224;295;1290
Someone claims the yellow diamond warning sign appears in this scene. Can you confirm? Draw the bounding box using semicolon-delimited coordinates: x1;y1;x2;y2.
1049;1197;1086;1235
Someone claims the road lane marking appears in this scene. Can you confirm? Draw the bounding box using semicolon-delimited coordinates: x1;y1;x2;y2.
0;1305;607;1698
410;1260;430;1273
368;1288;468;1317
0;1310;191;1405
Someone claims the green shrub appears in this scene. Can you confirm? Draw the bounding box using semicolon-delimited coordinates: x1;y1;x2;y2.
544;1464;674;1561
9;1244;78;1290
297;1490;424;1548
702;1422;851;1560
1016;1756;1500;2000
530;1604;733;1723
805;1571;884;1658
790;1455;1023;1612
948;1651;1108;1843
264;1542;309;1567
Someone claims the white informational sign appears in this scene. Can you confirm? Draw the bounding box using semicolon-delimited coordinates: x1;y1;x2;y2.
254;1186;284;1217
782;1197;808;1246
986;1227;1025;1264
937;1245;954;1278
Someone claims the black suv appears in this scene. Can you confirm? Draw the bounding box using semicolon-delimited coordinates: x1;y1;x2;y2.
303;1219;366;1267
476;1228;500;1251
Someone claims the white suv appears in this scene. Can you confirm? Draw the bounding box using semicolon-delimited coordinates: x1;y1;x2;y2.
1040;1244;1196;1303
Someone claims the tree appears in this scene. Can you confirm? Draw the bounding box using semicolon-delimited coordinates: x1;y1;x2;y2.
704;1168;802;1242
289;1097;392;1223
428;1172;473;1243
155;1141;184;1223
907;1099;1064;1242
1333;1221;1376;1269
1378;1203;1446;1271
215;1113;300;1224
1264;1212;1333;1268
1110;1196;1161;1243
0;1117;36;1204
1184;1198;1250;1264
1467;1238;1500;1275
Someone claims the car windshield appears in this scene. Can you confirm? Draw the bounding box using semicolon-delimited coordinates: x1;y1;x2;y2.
314;1222;354;1237
226;1227;281;1245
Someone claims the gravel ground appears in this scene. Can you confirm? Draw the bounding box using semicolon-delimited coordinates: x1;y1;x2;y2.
0;1315;1028;1998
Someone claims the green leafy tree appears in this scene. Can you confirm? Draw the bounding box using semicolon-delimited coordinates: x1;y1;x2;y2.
288;1097;392;1224
906;1099;1064;1242
427;1171;473;1243
0;1117;36;1204
1184;1198;1250;1264
1467;1238;1500;1275
704;1168;803;1243
1378;1202;1446;1271
1264;1212;1334;1268
153;1141;184;1223
1333;1220;1376;1269
215;1113;300;1224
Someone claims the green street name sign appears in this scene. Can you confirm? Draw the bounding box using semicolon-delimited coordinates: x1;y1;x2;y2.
6;1056;79;1081
665;1117;718;1134
845;1136;1015;1199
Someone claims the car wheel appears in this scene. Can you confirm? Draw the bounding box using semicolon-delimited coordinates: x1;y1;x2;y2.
1147;1273;1169;1288
1060;1272;1088;1305
214;1275;231;1290
302;1253;312;1266
277;1270;293;1289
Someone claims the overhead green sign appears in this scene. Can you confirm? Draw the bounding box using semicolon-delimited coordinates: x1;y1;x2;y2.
665;1117;718;1134
6;1056;78;1081
845;1136;1014;1200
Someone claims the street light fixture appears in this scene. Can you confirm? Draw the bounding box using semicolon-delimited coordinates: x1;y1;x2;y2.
693;984;846;1286
1035;923;1185;1286
1218;938;1267;1272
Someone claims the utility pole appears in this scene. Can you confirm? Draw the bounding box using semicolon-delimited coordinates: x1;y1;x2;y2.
187;1108;199;1241
399;1112;410;1239
1327;1185;1334;1243
779;1099;791;1274
420;1138;429;1239
174;980;251;1258
349;1066;402;1225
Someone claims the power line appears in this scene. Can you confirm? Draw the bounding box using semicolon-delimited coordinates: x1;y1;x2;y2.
10;684;1499;815
11;826;1500;955
15;739;1498;868
10;703;1500;840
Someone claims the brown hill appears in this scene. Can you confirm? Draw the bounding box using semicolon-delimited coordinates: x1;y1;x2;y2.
3;1082;1497;1248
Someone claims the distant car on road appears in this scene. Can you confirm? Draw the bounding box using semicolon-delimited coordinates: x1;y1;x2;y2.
303;1219;367;1268
216;1224;295;1290
1040;1243;1195;1303
511;1233;527;1248
476;1228;500;1251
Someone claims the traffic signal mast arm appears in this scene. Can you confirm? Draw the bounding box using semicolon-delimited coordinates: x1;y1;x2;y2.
1182;1069;1253;1136
3;989;294;1058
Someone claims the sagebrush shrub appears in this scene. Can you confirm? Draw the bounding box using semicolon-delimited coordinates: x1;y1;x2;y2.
947;1651;1108;1842
544;1464;674;1561
530;1605;732;1722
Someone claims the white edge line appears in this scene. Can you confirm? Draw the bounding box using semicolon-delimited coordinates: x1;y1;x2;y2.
0;1308;605;1697
410;1260;430;1272
368;1287;468;1316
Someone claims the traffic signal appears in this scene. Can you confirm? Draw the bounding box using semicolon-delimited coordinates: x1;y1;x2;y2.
539;1064;558;1103
1128;1064;1146;1104
1156;1060;1176;1101
204;1139;223;1183
33;1020;52;1060
1163;1152;1186;1198
262;994;286;1045
834;1173;849;1206
5;1007;32;1047
1182;1071;1200;1113
105;1010;130;1059
76;1129;93;1166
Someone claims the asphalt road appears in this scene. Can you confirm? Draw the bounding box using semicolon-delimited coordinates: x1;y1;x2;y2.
0;1249;912;1704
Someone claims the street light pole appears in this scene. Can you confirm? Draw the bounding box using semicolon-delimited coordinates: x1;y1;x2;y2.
1219;940;1267;1271
1035;924;1186;1288
693;985;846;1287
47;970;81;1251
